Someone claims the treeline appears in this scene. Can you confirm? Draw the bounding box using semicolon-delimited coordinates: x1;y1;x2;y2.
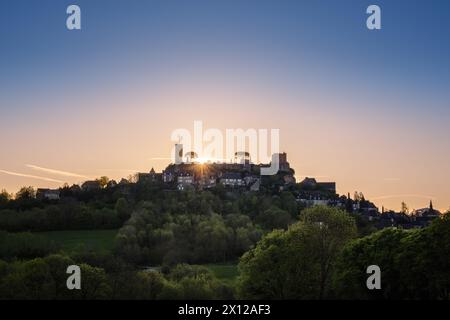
114;190;302;265
0;185;127;232
238;206;450;300
117;211;262;265
0;231;58;260
1;206;450;299
0;198;133;232
112;189;377;266
0;182;303;234
334;217;450;299
0;254;234;300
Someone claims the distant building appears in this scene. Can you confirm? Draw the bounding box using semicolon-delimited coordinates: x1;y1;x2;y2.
249;179;260;191
81;180;102;191
220;172;245;187
300;177;318;188
276;152;290;171
107;180;117;188
243;175;257;185
283;174;296;185
162;170;175;183
175;143;183;164
378;211;411;229
235;151;251;166
138;167;162;183
317;182;336;193
412;200;441;225
177;173;194;190
299;177;336;193
199;175;217;189
36;188;60;200
297;197;330;207
149;147;298;191
184;151;198;164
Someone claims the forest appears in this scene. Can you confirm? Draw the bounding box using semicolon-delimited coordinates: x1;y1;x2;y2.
1;181;449;299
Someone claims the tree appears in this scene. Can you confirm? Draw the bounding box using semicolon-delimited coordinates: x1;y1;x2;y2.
415;214;450;299
164;264;234;299
238;206;356;299
167;264;214;282
345;193;354;213
299;206;358;298
108;268;166;299
352;191;366;203
12;258;54;299
256;206;291;230
73;264;111;299
0;231;58;260
43;254;77;299
332;227;409;299
194;214;228;262
333;215;450;300
96;176;110;188
0;189;11;205
115;198;131;223
15;186;36;200
280;192;298;218
401;202;409;214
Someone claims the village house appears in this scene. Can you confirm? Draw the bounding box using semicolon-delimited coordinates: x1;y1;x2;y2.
36;188;60;201
138;167;162;183
81;180;102;191
220;172;245;187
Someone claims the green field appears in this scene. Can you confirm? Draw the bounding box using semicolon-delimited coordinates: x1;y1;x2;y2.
33;230;239;282
36;229;118;253
205;263;239;284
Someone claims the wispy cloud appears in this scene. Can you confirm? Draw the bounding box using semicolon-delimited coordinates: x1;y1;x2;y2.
96;169;140;173
0;170;63;183
371;194;437;201
26;164;88;179
383;178;401;182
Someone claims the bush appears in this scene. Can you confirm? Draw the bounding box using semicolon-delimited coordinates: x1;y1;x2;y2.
0;231;59;260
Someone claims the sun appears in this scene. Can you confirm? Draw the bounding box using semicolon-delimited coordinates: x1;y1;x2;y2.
196;157;210;164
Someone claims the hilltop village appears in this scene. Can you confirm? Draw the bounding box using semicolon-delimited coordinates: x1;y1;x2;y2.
31;145;442;230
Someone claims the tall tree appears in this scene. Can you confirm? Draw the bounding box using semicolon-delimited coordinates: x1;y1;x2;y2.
0;189;11;205
238;206;356;299
15;186;36;200
401;202;409;214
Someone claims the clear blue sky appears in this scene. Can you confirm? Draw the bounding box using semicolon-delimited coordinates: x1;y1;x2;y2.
1;0;450;110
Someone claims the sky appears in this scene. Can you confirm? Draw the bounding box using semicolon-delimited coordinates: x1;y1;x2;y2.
1;0;450;211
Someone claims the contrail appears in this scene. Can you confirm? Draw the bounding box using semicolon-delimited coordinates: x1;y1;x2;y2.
96;169;140;173
0;170;63;183
371;194;437;201
26;164;88;178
